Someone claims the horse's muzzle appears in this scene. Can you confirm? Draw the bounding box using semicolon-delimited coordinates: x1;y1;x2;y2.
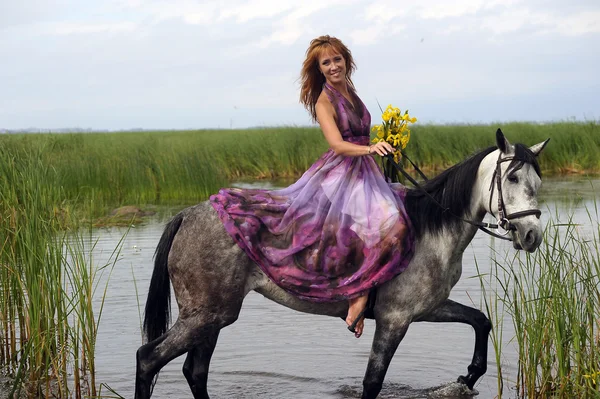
512;225;542;252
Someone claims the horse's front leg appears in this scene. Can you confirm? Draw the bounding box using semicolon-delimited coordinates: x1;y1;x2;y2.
416;299;492;389
362;316;410;399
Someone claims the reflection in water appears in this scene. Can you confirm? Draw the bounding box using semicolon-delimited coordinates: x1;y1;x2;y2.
92;179;598;398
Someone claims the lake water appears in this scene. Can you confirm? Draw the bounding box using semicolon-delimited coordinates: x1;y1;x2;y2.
90;177;598;398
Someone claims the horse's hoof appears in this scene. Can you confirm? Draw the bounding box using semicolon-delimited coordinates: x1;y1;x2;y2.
457;375;476;390
431;381;479;397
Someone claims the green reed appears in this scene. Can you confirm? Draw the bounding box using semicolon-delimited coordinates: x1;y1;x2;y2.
474;253;507;397
0;145;117;397
0;122;597;222
480;201;600;398
408;121;600;174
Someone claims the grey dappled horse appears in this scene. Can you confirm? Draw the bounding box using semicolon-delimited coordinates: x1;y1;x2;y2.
135;130;549;399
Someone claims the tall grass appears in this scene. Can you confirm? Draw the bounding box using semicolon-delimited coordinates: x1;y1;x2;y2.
0;146;119;397
480;201;600;398
407;121;600;174
0;122;597;221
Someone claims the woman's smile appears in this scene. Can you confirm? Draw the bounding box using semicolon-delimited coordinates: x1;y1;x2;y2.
318;51;346;84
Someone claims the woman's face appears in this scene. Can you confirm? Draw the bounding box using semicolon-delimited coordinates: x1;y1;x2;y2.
318;50;346;86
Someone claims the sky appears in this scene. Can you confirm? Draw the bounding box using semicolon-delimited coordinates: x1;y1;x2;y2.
1;0;599;130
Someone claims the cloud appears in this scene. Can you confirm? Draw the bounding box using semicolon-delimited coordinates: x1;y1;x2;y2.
246;0;352;49
117;0;327;28
479;8;600;36
218;0;295;23
357;0;600;39
256;23;305;48
416;0;518;20
351;0;519;45
0;0;70;28
106;0;354;52
50;21;137;35
1;0;599;129
554;10;600;36
349;24;406;46
362;0;512;23
118;0;219;25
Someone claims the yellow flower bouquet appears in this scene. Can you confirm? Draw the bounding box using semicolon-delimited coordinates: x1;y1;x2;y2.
371;104;417;164
371;104;417;183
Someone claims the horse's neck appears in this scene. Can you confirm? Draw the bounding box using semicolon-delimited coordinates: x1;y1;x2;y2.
418;220;480;262
448;150;500;252
424;152;497;259
473;150;500;220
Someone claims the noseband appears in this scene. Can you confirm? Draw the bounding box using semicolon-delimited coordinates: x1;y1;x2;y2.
489;153;541;234
384;151;541;242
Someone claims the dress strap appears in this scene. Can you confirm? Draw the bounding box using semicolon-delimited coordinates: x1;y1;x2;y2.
325;82;347;109
324;82;357;111
324;82;342;98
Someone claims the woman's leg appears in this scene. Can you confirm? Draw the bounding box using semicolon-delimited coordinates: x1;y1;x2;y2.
347;294;368;338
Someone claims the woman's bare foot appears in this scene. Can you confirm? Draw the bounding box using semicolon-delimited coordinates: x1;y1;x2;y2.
346;294;368;338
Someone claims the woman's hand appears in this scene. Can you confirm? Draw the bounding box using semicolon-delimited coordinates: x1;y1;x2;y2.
368;141;394;157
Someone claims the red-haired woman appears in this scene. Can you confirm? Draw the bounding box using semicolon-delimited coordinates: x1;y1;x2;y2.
211;36;414;338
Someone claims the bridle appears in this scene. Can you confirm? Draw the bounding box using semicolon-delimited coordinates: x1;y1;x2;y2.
384;151;541;242
488;152;541;235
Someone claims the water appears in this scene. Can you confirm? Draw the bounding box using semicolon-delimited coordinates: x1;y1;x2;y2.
91;177;598;398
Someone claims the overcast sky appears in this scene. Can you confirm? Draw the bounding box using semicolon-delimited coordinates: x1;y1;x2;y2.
1;0;599;130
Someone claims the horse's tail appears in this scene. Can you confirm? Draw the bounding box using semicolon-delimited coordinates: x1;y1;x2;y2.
143;212;184;342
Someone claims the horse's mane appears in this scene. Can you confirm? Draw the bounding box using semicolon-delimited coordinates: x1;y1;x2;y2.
405;144;541;238
405;146;495;237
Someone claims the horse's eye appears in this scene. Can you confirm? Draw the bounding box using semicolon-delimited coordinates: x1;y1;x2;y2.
508;175;519;184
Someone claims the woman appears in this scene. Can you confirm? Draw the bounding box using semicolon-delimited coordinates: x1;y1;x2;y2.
210;35;414;338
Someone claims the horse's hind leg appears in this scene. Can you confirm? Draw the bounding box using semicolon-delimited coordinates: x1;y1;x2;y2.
135;315;229;399
136;320;194;398
137;203;251;398
182;331;220;399
136;319;219;399
415;299;492;389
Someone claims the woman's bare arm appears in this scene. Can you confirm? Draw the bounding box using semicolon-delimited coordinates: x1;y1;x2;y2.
315;94;393;157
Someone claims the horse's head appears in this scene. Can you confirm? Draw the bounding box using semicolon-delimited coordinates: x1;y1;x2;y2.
485;129;550;252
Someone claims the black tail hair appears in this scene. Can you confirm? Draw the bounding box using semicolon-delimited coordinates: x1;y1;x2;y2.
143;212;184;342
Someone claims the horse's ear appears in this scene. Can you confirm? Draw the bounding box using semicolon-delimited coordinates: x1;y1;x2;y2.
529;138;550;157
496;128;511;153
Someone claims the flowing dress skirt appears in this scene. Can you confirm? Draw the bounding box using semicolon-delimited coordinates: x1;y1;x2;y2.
210;148;415;302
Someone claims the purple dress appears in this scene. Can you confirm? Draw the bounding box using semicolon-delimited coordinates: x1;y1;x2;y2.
210;83;415;302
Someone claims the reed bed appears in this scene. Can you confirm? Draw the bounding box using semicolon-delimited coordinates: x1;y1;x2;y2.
0;122;598;221
409;121;600;175
0;146;118;397
480;202;600;398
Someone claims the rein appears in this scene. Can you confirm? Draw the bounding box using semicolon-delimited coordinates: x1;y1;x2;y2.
383;151;541;242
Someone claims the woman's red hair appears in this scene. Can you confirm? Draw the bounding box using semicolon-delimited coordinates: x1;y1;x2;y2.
299;35;356;122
